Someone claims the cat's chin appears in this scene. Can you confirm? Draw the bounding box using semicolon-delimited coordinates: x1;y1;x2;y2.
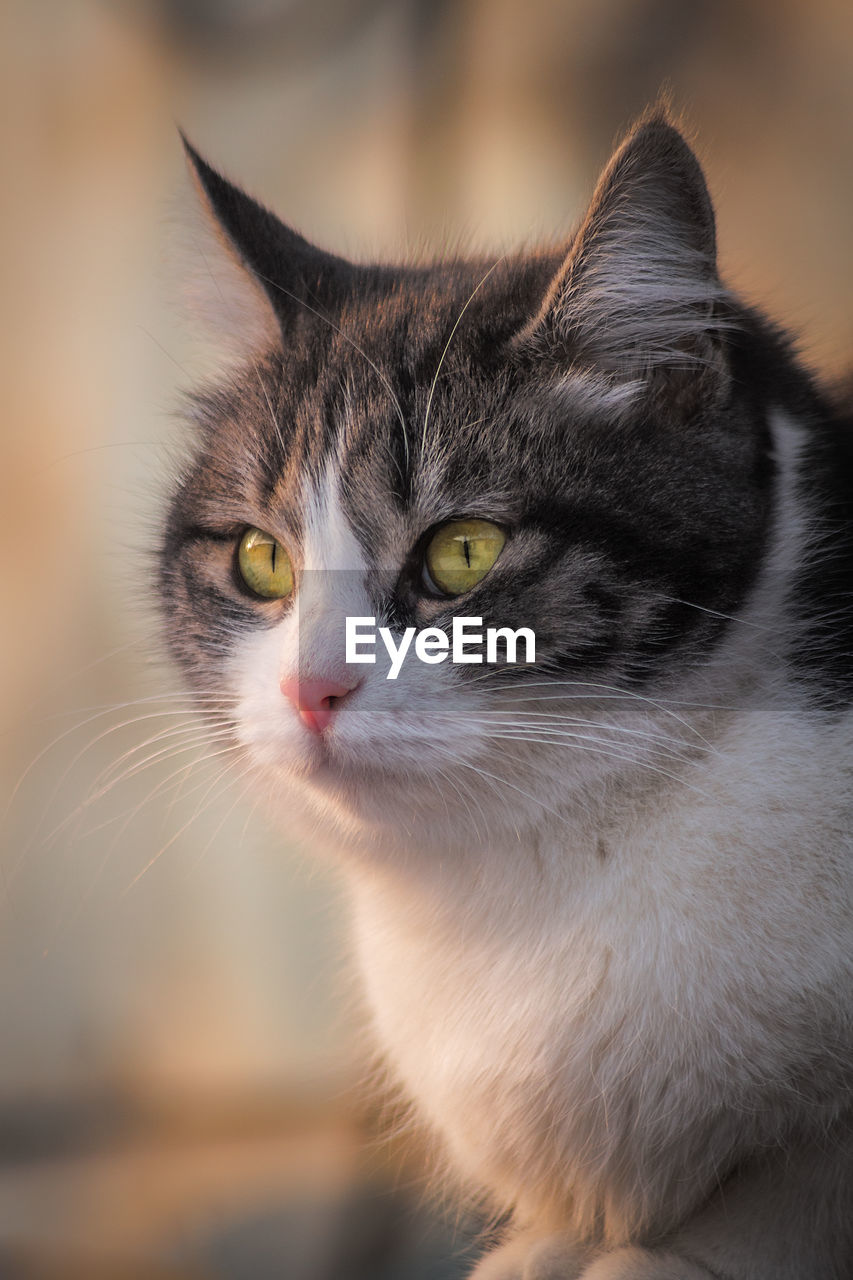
259;735;388;797
294;751;413;803
261;757;414;845
265;743;468;840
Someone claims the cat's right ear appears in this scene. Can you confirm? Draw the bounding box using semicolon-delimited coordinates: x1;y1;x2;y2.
180;135;353;354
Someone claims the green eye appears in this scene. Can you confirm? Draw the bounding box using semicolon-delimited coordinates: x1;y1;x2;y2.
423;518;506;596
238;527;294;599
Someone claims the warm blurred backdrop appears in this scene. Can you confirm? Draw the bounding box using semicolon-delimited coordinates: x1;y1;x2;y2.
1;1;852;1275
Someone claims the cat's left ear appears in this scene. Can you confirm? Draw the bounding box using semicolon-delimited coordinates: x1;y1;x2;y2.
522;111;729;383
180;135;355;353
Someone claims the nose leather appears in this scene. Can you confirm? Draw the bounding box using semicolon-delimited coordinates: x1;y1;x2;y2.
279;676;358;734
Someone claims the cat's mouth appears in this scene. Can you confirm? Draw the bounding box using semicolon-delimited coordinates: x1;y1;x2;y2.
282;747;415;826
278;728;372;786
281;725;426;797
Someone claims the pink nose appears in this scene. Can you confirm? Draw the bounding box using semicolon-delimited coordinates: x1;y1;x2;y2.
279;676;359;734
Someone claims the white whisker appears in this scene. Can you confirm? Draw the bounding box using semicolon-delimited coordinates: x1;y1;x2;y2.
123;749;254;891
422;258;506;443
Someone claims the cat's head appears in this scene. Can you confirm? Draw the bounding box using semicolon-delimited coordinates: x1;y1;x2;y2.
160;112;774;849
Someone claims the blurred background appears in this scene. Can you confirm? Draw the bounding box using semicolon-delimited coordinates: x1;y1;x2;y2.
1;1;851;1275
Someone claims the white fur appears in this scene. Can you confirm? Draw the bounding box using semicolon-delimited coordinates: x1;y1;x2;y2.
561;231;728;371
554;370;646;421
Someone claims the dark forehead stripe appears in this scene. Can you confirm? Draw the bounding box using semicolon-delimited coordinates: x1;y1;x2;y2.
223;259;550;533
332;256;560;535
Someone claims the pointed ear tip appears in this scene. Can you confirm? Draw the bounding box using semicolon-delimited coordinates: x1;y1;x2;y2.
177;131;214;184
177;130;197;162
630;108;692;151
614;110;711;203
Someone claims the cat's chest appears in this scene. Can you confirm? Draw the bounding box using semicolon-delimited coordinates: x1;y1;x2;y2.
350;850;633;1180
346;752;853;1222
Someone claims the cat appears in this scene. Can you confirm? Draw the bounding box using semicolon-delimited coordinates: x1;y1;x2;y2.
160;109;853;1278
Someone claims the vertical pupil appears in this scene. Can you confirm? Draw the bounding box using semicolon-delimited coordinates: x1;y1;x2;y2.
462;537;471;567
271;542;277;573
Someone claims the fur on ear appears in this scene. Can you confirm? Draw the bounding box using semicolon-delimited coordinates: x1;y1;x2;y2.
523;109;731;378
177;154;281;364
178;135;355;359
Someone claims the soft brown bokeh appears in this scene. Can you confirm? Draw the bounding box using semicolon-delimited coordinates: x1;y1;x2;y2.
1;1;851;1273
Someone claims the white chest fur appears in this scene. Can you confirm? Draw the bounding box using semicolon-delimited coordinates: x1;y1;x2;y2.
349;707;853;1243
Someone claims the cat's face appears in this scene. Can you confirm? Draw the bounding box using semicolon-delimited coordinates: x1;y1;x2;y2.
161;118;773;846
